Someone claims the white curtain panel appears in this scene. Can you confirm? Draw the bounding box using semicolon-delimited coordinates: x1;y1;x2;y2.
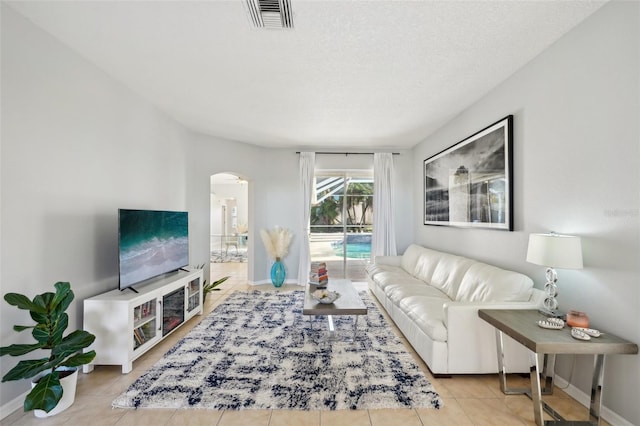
297;152;315;286
372;153;397;260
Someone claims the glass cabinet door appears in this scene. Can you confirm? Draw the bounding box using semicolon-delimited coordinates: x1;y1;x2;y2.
132;298;157;350
187;277;201;313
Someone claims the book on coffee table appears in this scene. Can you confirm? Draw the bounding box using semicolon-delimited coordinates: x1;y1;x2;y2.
309;261;328;289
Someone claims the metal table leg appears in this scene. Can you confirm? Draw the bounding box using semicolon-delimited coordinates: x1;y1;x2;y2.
352;315;359;341
530;355;545;426
494;329;554;395
494;330;573;426
589;355;605;424
496;330;529;394
327;315;335;339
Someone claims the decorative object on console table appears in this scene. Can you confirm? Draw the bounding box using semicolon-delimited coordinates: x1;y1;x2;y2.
526;232;583;318
423;115;513;230
260;226;293;288
566;310;589;328
0;282;96;417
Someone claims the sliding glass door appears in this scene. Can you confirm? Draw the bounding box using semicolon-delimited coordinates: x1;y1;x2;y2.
309;171;373;280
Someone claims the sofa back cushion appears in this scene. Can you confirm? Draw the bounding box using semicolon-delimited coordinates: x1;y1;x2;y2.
411;247;445;284
456;263;533;302
430;254;476;300
401;244;432;277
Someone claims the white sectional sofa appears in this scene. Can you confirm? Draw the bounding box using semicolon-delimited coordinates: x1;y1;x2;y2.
366;244;544;375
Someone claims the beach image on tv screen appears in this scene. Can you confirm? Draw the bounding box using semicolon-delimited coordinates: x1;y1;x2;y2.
119;210;189;288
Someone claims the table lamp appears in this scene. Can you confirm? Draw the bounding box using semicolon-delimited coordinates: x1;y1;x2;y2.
526;232;583;317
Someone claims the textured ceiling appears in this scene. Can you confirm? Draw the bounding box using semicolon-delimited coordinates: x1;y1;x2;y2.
6;0;606;149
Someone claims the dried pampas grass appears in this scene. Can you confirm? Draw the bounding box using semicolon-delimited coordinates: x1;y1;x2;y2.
260;226;293;260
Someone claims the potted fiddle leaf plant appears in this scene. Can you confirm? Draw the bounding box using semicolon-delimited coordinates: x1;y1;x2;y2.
0;281;96;417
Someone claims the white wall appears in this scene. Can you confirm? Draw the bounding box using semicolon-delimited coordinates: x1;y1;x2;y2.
412;2;639;424
187;146;414;286
186;135;294;284
1;5;191;410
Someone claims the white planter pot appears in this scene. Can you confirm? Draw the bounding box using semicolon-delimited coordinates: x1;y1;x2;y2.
30;367;78;418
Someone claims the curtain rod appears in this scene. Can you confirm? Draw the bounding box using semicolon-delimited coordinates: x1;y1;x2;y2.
295;152;400;155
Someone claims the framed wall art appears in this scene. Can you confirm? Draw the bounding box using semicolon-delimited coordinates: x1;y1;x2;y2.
423;115;513;230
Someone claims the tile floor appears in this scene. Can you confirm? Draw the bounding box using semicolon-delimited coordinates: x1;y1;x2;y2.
1;263;605;426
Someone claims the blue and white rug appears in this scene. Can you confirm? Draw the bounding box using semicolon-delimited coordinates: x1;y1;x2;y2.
112;290;442;411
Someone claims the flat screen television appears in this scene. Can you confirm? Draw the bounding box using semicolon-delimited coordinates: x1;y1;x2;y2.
118;209;189;291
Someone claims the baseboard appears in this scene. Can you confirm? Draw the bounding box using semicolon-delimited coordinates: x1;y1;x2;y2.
0;390;27;421
554;375;634;426
250;279;301;286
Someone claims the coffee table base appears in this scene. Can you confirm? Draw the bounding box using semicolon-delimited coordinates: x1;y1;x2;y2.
303;279;367;343
308;314;363;342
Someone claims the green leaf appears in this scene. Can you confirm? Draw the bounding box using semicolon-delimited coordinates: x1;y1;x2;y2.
13;325;34;332
53;282;72;309
24;372;63;413
52;330;96;360
204;276;230;293
32;324;51;346
1;358;49;381
0;342;44;357
30;310;48;326
51;284;74;323
34;292;54;310
62;351;96;367
3;293;46;314
50;313;69;346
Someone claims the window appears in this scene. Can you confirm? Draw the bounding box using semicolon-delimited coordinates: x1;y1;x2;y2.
309;171;373;280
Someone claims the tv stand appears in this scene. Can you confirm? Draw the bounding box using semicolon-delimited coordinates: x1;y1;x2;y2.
122;286;139;294
83;269;203;374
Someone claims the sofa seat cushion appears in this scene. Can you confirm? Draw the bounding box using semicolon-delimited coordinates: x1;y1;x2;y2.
372;272;424;291
365;263;403;280
397;295;448;342
456;263;534;302
385;283;450;306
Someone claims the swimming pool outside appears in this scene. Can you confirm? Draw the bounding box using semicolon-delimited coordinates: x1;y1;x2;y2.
331;234;372;259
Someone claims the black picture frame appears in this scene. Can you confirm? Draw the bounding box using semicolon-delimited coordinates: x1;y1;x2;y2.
423;115;513;230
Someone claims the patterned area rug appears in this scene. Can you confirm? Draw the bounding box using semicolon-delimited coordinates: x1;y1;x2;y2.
112;290;442;411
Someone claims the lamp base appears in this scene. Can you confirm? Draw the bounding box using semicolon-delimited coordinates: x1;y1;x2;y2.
538;308;565;319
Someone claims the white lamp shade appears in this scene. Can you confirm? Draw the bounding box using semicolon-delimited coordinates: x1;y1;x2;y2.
526;233;583;269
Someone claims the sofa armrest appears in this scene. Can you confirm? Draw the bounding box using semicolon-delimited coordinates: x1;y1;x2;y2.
444;299;541;328
443;297;543;373
373;255;402;267
444;288;544;327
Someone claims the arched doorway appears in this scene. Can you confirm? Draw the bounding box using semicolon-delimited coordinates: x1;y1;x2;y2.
210;173;249;285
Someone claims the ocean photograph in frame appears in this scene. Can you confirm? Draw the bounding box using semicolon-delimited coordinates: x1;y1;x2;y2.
423;115;513;230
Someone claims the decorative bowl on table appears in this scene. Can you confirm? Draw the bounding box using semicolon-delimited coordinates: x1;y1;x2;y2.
311;289;340;304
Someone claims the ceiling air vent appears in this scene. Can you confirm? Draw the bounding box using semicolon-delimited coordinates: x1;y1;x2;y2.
246;0;293;29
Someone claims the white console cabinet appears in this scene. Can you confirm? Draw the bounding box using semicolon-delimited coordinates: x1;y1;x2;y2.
83;269;203;374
